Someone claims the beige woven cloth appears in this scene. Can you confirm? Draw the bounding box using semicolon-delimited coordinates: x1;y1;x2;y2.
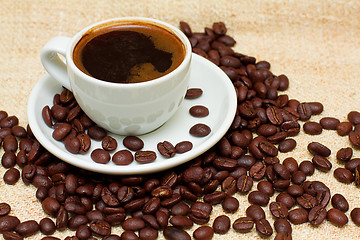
0;0;360;239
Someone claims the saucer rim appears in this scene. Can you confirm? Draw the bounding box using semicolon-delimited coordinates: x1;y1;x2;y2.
27;53;237;175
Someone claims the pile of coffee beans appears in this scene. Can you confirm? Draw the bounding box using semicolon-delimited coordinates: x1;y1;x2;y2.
0;20;359;240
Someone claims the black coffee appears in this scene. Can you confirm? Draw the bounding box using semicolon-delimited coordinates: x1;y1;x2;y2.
73;23;185;83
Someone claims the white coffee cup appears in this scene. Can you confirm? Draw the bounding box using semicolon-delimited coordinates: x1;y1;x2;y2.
41;17;192;135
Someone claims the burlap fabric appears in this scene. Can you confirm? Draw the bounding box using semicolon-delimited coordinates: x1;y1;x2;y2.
0;0;359;239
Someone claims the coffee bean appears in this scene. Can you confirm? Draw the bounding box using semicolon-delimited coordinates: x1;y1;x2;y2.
348;111;360;125
15;220;39;237
91;149;110;164
192;226;213;240
331;193;349;212
2;231;24;240
76;224;91;240
273;163;291;180
327;208;348;226
169;215;193;228
283;157;298;174
89;220;111;236
303;121;322;135
248;191;270;206
174;141;192;153
255;218;273;237
349;130;360;148
39;217;56;235
345;158;360;172
276;193;295;209
269;201;288;218
298;160;315;176
320;117;340;130
64;136;81;154
42;197;61;217
308;102;323;115
278;138;296;153
189;123;211;137
312;155;332;172
297;103;312;121
88;125;107;141
236;174;253;193
189;105;209;118
210;215;230;234
307;142;331;157
3;167;20;185
350;208;360;226
336;121;352;136
101;136;117;151
336;147;353;162
232;216;253;233
249;162;266;180
296;193;317;209
266;106;284;125
222;196;239;213
0;215;20;232
258;140;278;157
185;88;203;99
221;176;237;195
122;136;144;151
52;123;72;141
288;208;308;225
163;226;191;240
334;167;354;184
246;205;265;220
157;141;176;158
308;206;327;226
274;232;292;240
111;150;133;165
0;203;11;217
257;181;274;196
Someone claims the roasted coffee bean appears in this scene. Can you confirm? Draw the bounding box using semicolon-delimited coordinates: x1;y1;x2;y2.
248;191;270;206
88;125;107;141
303;121;322;135
348;111;360;125
222;196;239;213
320;117;340;130
3;167;20;185
0;203;11;216
112;150;133;165
163;226;191;240
0;215;20;232
246;204;265;220
255;219;273;237
297;102;312;121
77;133;91;153
42;197;61;217
288;208;308;225
312;155;332;172
274;218;292;234
3;135;18;153
349;130;360;148
15;220;39;237
283;157;298;174
180;21;192;36
273;163;291;180
296;193;317;209
89;220;111;236
249;162;266;180
185;88;203;99
213;157;237;171
211;215;230;234
287;184;304;196
183;166;204;184
307;142;331;157
298;161;315;176
257;181;274;196
334;167;354;184
91;149;110;164
76;224;91;239
3;231;24;240
169;215;193;228
345;158;360;172
266;106;283;125
52;123;72;141
189;123;211;137
236;174;253;193
64;136;81;154
203;191;226;205
351;208;360;226
336;147;353;162
258;140;278;157
171;202;190;216
308;102;323;115
101;136;117;151
138;227;158;240
331;193;349;212
278;139;296;153
2;151;17;168
122;217;145;231
192;226;213;240
276;193;295;209
174;141;193;153
308;206;327;226
157;141;176;158
336;121;352;136
327;208;348;226
68;215;88;231
216;137;232;157
232;217;254;233
269;201;288;218
103;235;122;240
221;176;237;195
189;105;209;118
134;151;157;164
274;232;292;240
257;124;277;137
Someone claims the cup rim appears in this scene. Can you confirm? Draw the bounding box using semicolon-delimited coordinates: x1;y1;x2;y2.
66;17;192;88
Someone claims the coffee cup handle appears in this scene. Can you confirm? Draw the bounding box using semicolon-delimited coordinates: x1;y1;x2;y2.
40;36;72;90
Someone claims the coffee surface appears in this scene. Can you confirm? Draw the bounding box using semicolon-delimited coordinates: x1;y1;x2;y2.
73;23;185;83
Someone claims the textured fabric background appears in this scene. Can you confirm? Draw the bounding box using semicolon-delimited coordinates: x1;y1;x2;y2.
0;0;360;239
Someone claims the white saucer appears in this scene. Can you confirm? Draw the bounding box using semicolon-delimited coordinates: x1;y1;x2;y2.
27;53;237;175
